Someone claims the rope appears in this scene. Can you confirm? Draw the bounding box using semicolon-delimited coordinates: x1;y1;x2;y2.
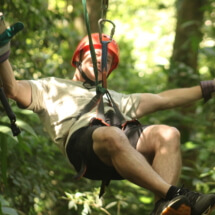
101;0;109;31
82;0;99;86
82;0;113;94
101;0;109;19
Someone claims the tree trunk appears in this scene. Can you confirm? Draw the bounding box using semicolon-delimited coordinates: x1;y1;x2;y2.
87;0;102;33
170;0;207;87
167;0;208;143
72;0;102;34
168;0;209;183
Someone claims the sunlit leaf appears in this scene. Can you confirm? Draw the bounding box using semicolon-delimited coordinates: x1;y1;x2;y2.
16;120;37;137
0;126;18;142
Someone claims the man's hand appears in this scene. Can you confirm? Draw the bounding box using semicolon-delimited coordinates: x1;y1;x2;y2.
0;12;24;63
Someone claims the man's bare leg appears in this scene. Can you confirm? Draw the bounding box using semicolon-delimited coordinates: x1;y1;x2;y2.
92;126;171;198
136;125;182;186
136;125;182;202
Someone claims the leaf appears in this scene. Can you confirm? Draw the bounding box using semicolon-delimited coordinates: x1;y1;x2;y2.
1;116;37;137
0;126;18;142
180;20;199;30
68;201;78;210
0;196;18;215
2;207;18;215
0;196;9;207
139;196;153;204
105;201;117;209
16;120;37;137
0;201;2;215
0;137;7;185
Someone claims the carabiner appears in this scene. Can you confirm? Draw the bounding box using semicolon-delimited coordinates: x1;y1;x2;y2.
98;18;115;42
98;19;116;89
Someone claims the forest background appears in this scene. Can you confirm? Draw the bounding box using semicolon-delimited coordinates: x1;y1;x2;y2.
0;0;215;214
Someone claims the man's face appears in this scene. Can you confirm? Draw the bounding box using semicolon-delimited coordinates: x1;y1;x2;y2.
81;49;113;81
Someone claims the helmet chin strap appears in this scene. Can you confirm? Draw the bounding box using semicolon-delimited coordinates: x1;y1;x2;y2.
76;62;101;88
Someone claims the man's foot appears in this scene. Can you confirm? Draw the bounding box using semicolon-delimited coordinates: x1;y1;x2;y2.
178;188;215;215
150;195;191;215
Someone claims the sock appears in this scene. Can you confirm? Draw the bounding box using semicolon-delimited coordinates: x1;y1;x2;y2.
166;186;179;200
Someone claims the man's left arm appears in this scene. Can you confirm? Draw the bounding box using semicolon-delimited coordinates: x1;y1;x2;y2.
136;81;215;118
157;86;202;108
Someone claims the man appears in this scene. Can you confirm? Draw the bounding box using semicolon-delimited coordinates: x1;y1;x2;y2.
0;15;215;215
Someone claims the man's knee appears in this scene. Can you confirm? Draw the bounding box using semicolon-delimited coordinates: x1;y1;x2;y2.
159;125;180;142
144;125;181;152
155;125;181;152
92;126;129;166
92;126;128;153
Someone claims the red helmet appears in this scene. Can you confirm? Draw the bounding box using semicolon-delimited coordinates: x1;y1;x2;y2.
71;33;119;75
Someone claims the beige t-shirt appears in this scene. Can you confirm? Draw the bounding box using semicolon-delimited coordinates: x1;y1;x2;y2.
27;77;141;154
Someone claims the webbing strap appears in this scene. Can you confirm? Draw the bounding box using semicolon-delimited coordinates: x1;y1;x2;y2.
75;93;103;121
82;0;99;86
0;87;21;136
106;91;125;125
81;0;125;125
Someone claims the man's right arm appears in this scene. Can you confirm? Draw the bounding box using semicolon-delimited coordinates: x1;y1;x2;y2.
0;13;31;108
0;60;32;108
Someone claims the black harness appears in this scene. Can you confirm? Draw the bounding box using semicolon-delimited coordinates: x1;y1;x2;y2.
71;85;142;197
71;1;143;197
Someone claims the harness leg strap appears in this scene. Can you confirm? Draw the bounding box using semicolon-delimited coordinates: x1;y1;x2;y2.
99;179;110;198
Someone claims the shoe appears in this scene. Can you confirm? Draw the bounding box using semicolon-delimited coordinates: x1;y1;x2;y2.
150;195;191;215
178;187;215;215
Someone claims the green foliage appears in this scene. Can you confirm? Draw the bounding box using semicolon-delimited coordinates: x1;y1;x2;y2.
64;189;107;215
63;183;153;215
0;0;215;214
0;195;18;215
